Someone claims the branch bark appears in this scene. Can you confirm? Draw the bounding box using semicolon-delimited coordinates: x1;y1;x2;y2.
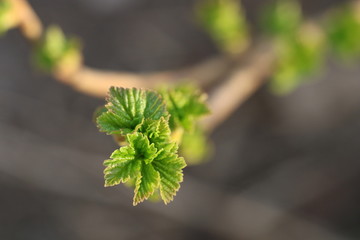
10;0;42;41
57;55;235;98
203;44;275;131
8;0;275;132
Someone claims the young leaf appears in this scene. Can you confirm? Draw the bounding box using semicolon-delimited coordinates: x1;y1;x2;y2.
326;4;360;59
0;0;17;35
180;126;210;165
152;150;186;204
104;132;160;203
97;87;188;205
140;117;177;151
133;163;160;205
270;24;325;95
104;148;140;187
34;25;81;75
159;85;210;131
261;0;302;37
196;0;249;54
104;131;186;205
97;87;168;135
104;133;158;187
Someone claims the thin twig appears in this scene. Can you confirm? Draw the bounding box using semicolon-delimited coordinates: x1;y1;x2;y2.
57;55;235;98
8;0;275;131
10;0;42;42
9;1;237;97
203;44;276;131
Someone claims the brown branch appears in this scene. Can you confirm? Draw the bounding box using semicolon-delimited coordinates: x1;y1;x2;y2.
58;55;235;98
8;0;275;131
10;0;42;41
202;43;276;131
7;0;360;132
9;0;237;98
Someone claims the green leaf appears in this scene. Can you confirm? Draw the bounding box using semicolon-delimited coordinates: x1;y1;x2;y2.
159;85;210;131
261;0;302;37
97;87;189;205
104;159;141;187
196;0;249;54
0;0;14;35
180;127;210;165
133;163;160;205
104;148;140;187
34;25;81;73
103;129;186;205
44;26;67;60
0;1;11;17
152;150;186;204
104;133;158;187
97;87;168;135
140;117;177;151
326;4;360;59
270;24;325;95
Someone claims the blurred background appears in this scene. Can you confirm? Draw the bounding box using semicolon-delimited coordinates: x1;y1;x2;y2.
1;0;360;239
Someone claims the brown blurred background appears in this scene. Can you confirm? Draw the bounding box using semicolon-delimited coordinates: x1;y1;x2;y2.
1;0;360;239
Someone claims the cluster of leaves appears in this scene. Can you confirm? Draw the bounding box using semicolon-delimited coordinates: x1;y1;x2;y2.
0;5;210;203
34;25;81;77
270;25;325;94
0;0;16;35
263;0;360;94
198;0;360;95
159;85;210;164
96;85;210;205
261;0;301;37
325;4;360;59
159;85;210;132
97;87;205;205
196;0;248;54
261;0;326;94
180;127;211;165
